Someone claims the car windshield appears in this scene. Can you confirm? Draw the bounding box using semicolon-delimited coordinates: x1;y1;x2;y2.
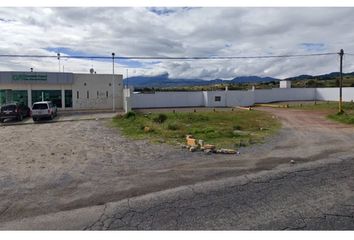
1;105;16;111
32;103;48;110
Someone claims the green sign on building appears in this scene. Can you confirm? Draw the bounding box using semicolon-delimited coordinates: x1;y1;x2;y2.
12;74;47;81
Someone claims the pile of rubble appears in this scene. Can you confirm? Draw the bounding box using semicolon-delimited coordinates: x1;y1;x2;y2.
181;135;240;155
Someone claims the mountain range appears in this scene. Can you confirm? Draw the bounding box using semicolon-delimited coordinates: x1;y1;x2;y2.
123;71;354;88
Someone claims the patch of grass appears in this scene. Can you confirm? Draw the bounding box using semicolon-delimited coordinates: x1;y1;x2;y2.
328;111;354;124
112;110;281;149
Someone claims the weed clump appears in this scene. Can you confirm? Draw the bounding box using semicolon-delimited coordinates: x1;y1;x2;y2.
124;111;136;119
167;122;179;130
153;113;168;124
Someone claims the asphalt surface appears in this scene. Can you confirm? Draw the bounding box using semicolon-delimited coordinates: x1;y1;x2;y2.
2;152;354;230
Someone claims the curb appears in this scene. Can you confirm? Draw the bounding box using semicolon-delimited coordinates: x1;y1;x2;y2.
0;116;113;127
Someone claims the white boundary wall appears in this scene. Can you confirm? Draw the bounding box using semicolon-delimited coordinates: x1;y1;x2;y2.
254;88;316;104
131;91;204;109
316;87;354;102
124;87;354;111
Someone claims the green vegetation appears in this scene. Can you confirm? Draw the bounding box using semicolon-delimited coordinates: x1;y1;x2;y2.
288;101;354;125
328;112;354;124
111;110;281;148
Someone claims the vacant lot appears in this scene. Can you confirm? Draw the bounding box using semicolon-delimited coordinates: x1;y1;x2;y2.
0;107;353;225
112;109;280;148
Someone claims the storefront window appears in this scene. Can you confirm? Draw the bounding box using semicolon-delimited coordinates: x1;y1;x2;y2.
32;90;62;108
0;90;28;106
12;90;28;106
0;90;6;106
65;90;72;108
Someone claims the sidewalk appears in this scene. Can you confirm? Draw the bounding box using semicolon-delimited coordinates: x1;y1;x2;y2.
0;111;122;126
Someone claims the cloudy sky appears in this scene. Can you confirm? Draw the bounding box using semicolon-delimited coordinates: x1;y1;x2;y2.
0;7;354;79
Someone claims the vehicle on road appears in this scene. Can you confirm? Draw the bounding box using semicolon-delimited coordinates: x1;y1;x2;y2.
31;101;58;122
0;102;30;123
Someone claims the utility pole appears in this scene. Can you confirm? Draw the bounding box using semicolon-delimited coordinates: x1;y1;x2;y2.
57;53;61;73
112;52;116;112
339;49;344;113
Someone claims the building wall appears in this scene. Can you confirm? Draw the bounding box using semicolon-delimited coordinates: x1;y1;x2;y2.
279;80;291;88
128;87;354;110
316;87;354;102
0;72;124;110
204;91;226;107
224;90;255;107
254;88;316;103
131;91;205;109
72;74;123;110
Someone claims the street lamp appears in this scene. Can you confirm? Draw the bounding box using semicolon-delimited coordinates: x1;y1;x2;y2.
112;52;115;112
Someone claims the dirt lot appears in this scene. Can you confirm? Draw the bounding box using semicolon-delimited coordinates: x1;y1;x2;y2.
0;107;354;223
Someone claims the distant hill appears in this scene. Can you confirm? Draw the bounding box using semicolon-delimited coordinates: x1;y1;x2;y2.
286;71;354;81
123;73;280;88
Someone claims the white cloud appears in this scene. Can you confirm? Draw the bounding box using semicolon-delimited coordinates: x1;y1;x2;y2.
0;7;353;79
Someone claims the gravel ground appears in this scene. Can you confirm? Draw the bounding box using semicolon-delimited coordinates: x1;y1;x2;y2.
0;107;353;225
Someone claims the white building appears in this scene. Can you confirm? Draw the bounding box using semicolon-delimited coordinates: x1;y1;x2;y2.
0;71;123;110
279;80;292;88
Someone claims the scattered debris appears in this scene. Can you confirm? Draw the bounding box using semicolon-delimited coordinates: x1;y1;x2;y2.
204;149;213;155
186;135;197;147
216;149;237;154
183;135;238;155
189;146;197;152
204;144;216;150
290;159;296;164
143;126;151;132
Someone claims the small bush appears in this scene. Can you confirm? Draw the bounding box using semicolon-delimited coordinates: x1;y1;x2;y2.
233;125;242;130
167;122;179;130
124;111;136;119
153;113;168;124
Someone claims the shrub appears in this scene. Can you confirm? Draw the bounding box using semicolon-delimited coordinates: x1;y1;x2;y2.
233;125;242;130
167;122;179;130
124;111;136;119
153;113;168;123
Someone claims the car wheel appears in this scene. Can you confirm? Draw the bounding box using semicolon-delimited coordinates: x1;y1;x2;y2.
0;119;4;123
33;118;37;122
50;113;54;120
18;114;23;121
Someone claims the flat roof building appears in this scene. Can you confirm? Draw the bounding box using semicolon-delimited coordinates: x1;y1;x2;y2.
0;71;123;110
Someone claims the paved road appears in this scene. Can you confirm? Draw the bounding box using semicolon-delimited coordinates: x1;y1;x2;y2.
85;154;354;230
2;153;354;230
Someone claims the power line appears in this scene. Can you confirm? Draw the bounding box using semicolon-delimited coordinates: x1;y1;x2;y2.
0;52;338;60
